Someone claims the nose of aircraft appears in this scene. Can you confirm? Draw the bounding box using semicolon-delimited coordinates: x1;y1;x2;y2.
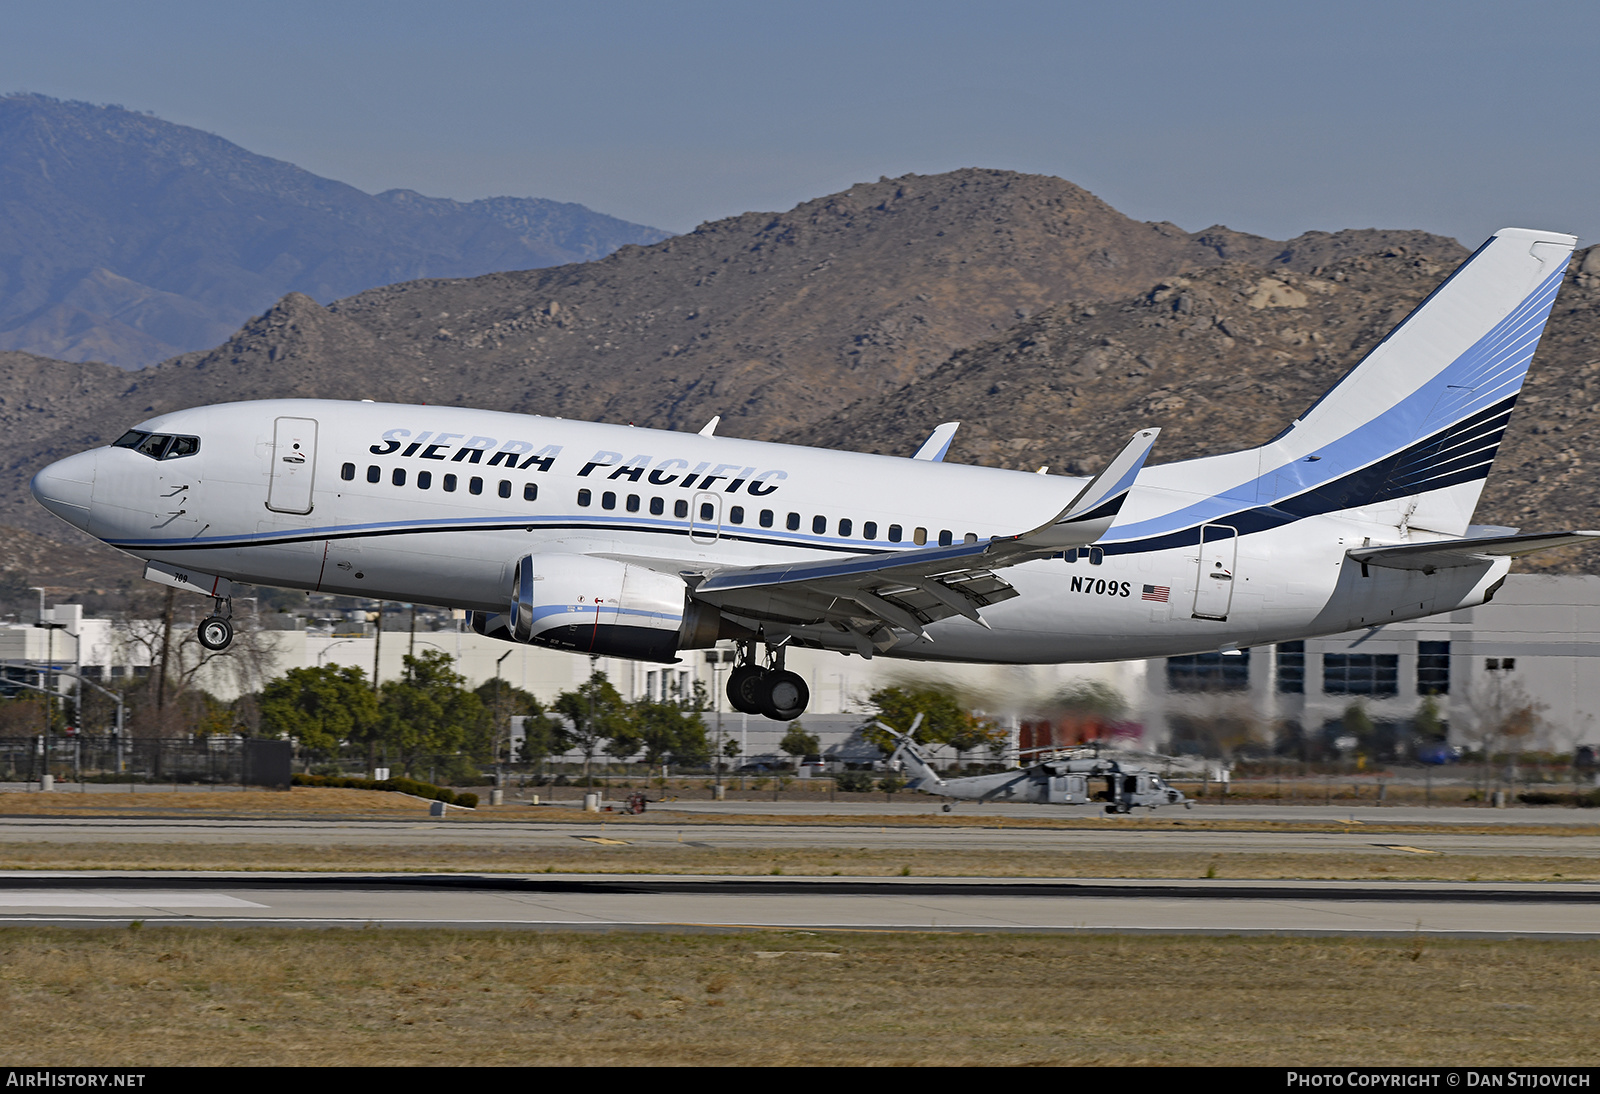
30;449;98;531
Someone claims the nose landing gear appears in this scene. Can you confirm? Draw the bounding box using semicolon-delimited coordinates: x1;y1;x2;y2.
197;597;234;651
724;640;810;721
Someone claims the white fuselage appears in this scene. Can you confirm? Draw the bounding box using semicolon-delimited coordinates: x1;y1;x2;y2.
37;398;1507;665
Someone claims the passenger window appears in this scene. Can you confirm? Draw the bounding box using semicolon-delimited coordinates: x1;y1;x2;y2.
839;518;853;537
444;474;457;492
417;471;432;490
602;491;616;510
649;497;664;516
914;527;927;545
812;515;826;535
888;524;903;543
864;522;878;540
674;499;689;519
578;489;591;507
392;468;406;487
700;502;715;521
964;532;978;544
524;483;537;502
729;506;745;524
498;480;512;499
759;510;774;528
787;512;800;531
341;463;355;481
938;530;952;546
470;477;483;495
1064;548;1078;563
627;494;640;512
1089;547;1104;565
367;465;380;484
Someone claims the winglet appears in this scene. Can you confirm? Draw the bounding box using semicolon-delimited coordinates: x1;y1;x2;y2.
698;416;721;437
1018;428;1159;550
912;422;960;461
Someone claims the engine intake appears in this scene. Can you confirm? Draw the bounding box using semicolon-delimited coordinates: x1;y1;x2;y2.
472;553;743;663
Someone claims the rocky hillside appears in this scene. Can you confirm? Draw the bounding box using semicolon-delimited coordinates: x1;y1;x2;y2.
793;244;1600;572
0;94;669;368
6;168;1596;595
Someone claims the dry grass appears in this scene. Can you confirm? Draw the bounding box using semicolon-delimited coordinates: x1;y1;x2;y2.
0;787;445;817
1;841;1596;882
0;928;1595;1066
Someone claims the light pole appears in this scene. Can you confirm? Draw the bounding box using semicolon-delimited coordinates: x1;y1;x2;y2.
494;649;513;791
33;606;68;786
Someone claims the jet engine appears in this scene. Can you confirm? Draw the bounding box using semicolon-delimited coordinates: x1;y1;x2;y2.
471;553;734;663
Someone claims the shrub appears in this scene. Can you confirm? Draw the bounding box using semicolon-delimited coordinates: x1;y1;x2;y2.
835;771;875;792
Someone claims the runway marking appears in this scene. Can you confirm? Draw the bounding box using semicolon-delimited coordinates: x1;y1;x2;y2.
1377;844;1444;855
0;891;266;907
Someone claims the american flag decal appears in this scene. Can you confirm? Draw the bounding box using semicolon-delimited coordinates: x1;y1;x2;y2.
1142;584;1170;603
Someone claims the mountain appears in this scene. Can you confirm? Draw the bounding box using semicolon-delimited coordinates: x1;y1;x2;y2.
0;94;670;368
6;167;1598;598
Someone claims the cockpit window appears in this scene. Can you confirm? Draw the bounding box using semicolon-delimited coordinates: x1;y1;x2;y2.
112;430;201;460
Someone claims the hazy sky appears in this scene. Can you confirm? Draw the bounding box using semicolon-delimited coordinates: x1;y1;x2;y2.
5;1;1599;245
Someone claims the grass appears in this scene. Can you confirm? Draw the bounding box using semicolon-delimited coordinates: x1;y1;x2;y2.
1;928;1595;1066
1;841;1597;882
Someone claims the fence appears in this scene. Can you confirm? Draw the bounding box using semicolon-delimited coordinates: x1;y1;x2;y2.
0;735;291;788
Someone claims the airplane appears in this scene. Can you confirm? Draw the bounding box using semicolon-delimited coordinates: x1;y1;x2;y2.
881;715;1192;813
29;227;1598;724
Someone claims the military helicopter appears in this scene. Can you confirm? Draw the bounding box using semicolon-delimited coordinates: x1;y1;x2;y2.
881;716;1192;814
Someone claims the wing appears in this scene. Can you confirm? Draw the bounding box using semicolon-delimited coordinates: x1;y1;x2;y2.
1348;530;1600;573
692;429;1159;652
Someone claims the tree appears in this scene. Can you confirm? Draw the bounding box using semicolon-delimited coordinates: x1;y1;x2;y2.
114;587;275;737
474;678;547;766
633;700;709;767
864;685;1003;758
1471;673;1547;792
780;724;819;765
259;664;378;760
1341;702;1376;759
378;651;487;776
553;671;632;777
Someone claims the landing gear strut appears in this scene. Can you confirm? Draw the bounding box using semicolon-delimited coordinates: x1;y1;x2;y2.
724;640;810;721
197;597;234;651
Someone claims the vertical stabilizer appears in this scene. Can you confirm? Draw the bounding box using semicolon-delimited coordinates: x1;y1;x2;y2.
1252;228;1575;534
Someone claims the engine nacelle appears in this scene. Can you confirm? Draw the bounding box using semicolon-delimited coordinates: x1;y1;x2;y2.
472;553;732;663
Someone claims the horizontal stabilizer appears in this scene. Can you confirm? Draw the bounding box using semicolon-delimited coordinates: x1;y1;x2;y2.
1348;531;1600;572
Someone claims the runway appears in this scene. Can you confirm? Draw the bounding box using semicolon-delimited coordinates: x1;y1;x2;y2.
1;871;1597;937
1;814;1596;859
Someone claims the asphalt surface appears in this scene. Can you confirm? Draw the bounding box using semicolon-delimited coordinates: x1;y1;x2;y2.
0;871;1595;937
0;812;1593;863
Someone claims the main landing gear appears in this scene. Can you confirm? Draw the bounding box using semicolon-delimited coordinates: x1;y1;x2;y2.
197;597;234;651
725;641;810;721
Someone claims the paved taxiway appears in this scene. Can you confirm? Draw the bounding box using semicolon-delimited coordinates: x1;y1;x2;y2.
0;811;1595;859
0;872;1596;937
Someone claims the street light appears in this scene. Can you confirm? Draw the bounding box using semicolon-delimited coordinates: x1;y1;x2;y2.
32;603;68;787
